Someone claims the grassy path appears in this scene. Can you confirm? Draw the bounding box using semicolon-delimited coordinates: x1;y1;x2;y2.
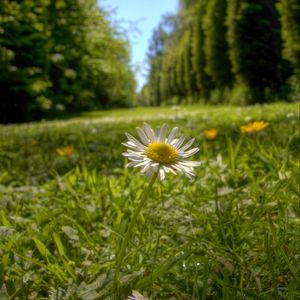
0;102;299;299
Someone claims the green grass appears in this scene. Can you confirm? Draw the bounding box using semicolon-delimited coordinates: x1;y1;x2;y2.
0;102;299;299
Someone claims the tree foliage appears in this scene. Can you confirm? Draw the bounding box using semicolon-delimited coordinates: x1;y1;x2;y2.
147;15;178;105
191;0;211;99
145;0;298;105
226;0;288;102
0;0;136;123
277;0;300;98
203;0;232;89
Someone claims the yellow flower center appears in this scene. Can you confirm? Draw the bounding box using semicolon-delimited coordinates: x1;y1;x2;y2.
146;142;178;164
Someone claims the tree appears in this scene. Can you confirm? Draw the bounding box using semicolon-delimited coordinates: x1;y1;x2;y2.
0;0;136;123
147;25;165;105
191;0;211;99
147;15;177;105
276;0;300;98
203;0;232;90
145;0;296;105
226;0;288;103
0;0;51;122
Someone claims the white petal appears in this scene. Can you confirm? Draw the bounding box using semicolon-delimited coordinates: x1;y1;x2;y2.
143;123;156;141
185;172;195;181
141;162;153;173
177;160;202;167
172;163;193;173
165;165;177;174
127;161;150;168
127;157;146;162
136;127;150;145
166;127;179;144
158;168;166;181
125;149;145;155
133;160;151;168
144;166;158;177
150;162;159;168
126;162;140;168
179;167;195;177
172;136;186;149
124;153;146;161
179;147;199;158
162;165;176;174
155;127;160;138
178;138;195;152
158;124;168;141
122;151;142;157
122;141;143;151
141;161;158;172
122;151;144;157
122;141;136;148
170;164;195;179
125;133;147;150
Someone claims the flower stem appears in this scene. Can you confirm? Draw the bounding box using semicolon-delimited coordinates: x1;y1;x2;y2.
113;174;157;296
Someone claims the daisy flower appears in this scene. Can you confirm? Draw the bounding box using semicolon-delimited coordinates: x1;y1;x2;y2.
122;123;201;181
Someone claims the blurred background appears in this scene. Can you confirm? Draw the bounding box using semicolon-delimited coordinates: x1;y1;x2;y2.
0;0;299;123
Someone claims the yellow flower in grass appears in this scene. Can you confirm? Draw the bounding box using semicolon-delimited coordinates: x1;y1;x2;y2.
240;121;270;134
122;123;201;181
203;128;218;140
56;145;75;156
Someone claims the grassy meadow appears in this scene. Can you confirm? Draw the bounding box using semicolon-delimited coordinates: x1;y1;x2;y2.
0;102;300;299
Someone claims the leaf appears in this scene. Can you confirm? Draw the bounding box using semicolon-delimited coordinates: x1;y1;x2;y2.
33;238;54;261
53;233;66;257
137;250;190;289
0;211;11;227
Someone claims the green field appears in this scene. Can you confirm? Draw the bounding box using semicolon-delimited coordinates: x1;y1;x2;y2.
0;102;300;299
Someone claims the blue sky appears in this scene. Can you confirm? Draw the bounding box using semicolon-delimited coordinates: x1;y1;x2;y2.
100;0;179;91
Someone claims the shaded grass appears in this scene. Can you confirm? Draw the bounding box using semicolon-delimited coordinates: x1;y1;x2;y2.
0;102;299;299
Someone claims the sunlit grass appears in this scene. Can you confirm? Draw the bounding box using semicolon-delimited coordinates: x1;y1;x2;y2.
0;102;299;299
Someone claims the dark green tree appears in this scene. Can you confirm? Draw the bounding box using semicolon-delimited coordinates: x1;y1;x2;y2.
175;39;187;100
0;0;136;123
0;0;51;122
191;0;211;100
147;25;165;105
147;15;177;105
276;0;300;98
226;0;288;103
183;31;193;98
145;0;297;105
203;0;232;90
